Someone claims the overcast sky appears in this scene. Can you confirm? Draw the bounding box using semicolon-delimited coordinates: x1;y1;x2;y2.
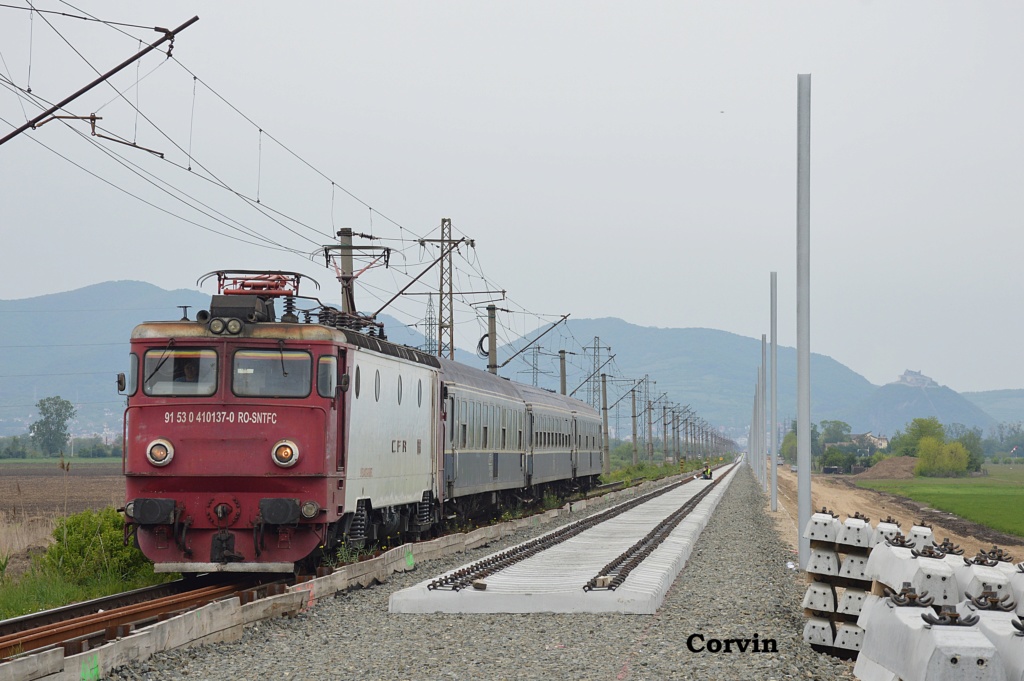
1;2;1021;393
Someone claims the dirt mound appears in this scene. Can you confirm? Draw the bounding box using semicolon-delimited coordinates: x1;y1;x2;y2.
852;456;916;480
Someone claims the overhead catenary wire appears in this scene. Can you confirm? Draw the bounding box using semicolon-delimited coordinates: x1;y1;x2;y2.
0;8;714;437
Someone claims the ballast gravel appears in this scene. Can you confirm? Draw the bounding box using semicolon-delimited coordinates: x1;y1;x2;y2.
107;468;856;681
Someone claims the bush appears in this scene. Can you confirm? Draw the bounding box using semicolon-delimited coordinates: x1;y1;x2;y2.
45;507;156;584
915;437;968;477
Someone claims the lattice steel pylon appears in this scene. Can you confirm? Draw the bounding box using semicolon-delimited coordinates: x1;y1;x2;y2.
588;336;602;409
422;294;437;354
438;218;454;359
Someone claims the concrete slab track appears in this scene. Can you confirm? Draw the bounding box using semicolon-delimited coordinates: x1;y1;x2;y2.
389;464;739;614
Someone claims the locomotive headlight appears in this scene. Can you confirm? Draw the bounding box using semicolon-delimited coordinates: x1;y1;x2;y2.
146;439;174;466
300;500;320;518
272;440;299;467
124;501;135;519
226;318;243;335
209;318;226;334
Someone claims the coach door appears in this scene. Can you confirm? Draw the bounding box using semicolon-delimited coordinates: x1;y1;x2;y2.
335;349;348;472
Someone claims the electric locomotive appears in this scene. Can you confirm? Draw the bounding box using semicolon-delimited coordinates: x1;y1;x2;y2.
121;270;602;572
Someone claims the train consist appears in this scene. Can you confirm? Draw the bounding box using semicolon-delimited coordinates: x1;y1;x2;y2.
121;271;603;572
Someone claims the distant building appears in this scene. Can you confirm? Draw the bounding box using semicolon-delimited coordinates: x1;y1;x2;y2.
894;370;939;388
849;432;889;450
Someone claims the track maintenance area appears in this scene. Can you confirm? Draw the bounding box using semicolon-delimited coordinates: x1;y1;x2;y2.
389;462;739;614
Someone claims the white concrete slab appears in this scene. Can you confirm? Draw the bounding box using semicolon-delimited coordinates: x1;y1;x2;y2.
389;465;739;614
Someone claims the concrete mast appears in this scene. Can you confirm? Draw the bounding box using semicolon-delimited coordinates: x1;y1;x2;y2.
796;73;812;569
770;271;778;512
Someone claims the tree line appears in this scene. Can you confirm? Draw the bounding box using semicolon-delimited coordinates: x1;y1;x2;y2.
777;415;1024;477
1;396;122;459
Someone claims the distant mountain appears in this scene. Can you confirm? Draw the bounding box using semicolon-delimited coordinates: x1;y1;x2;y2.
845;371;995;436
961;389;1024;425
0;283;1003;441
495;318;878;434
0;281;210;437
0;281;473;437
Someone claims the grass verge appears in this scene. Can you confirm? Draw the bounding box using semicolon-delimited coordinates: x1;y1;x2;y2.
856;463;1024;538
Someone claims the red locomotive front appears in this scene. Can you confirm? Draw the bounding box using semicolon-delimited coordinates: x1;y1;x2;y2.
123;274;346;572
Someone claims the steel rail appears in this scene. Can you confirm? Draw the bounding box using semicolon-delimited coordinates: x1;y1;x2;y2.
426;467;726;592
0;578;277;660
583;463;736;591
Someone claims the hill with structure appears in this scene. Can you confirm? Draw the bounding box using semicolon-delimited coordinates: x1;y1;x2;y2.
843;371;995;437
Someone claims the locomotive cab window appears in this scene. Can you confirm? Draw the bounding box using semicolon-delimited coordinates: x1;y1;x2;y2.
317;356;337;398
143;348;217;396
233;349;311;398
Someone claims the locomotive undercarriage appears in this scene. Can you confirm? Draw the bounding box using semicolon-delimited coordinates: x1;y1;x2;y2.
130;474;599;573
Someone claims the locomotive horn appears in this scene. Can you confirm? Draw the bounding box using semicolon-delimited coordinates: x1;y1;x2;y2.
196;309;211;322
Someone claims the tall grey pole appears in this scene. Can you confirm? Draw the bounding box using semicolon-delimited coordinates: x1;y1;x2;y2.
646;401;654;462
797;73;812;569
631;386;638;466
755;377;762;485
601;373;611;476
761;334;768;492
558;350;567;395
662;405;668;460
770;272;778;511
487;305;498;375
339;228;355;314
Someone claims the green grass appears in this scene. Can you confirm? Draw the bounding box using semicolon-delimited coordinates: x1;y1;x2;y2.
856;464;1024;538
600;458;707;486
0;566;167;620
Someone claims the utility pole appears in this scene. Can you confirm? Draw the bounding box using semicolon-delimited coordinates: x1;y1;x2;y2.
771;271;779;512
418;218;473;359
631;385;638;466
588;338;603;410
601;373;610;476
646;400;654;462
530;346;540;386
423;295;437;354
662;405;668;460
559;350;567;395
487;304;498;375
438;219;454;358
338;228;356;313
797;73;813;569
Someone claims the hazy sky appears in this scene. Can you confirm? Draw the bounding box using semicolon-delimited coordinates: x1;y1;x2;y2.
1;2;1022;393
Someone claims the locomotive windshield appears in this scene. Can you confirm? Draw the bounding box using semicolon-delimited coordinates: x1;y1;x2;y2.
232;349;312;398
142;348;218;396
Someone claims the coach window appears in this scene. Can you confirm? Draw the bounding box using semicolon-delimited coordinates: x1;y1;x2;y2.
374;370;381;402
143;348;217;397
317;356;337;398
354;366;361;398
417;379;423;407
397;375;403;405
233;349;311;398
476;403;482;447
126;353;139;395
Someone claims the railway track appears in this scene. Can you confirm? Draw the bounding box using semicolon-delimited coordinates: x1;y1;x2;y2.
0;466;714;663
427;462;734;592
0;574;285;661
